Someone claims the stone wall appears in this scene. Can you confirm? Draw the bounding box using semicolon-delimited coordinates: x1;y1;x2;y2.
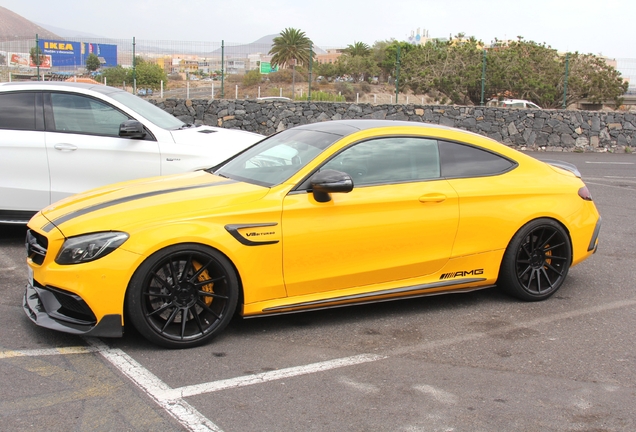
152;98;636;152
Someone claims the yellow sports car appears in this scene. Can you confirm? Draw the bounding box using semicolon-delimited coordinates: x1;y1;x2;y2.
24;120;601;348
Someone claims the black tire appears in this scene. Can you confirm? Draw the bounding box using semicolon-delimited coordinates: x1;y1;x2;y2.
126;244;239;348
498;218;572;301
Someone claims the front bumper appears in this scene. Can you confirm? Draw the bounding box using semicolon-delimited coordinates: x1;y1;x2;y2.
23;282;123;337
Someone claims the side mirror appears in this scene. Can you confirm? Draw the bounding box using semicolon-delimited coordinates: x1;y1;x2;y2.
310;169;353;203
119;120;146;139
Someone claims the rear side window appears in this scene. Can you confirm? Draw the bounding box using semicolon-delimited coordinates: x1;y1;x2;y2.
0;92;36;130
439;141;516;178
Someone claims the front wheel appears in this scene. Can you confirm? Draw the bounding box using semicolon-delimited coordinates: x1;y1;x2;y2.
498;219;572;301
126;244;239;348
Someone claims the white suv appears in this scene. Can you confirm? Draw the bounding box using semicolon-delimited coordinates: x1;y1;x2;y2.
0;82;263;223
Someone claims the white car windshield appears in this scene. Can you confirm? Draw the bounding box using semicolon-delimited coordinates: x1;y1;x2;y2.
214;129;342;187
109;91;186;130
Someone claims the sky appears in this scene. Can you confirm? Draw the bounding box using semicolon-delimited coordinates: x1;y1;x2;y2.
1;0;634;59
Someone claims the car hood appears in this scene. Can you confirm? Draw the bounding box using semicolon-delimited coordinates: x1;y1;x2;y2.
170;125;263;156
32;171;269;238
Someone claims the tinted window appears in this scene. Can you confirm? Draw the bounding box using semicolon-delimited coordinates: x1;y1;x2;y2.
50;93;129;136
322;137;441;186
0;92;36;130
215;129;341;187
109;90;184;130
439;141;515;177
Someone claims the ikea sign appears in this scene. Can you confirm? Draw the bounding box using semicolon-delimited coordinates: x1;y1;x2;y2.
39;39;118;69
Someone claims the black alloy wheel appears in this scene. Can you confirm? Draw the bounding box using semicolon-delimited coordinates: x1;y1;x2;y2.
126;244;238;348
499;219;572;301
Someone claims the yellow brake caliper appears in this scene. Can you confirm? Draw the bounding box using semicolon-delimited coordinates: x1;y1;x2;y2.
193;261;214;306
544;244;552;270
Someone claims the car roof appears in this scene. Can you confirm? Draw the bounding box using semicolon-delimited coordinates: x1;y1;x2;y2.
0;81;124;96
292;119;459;136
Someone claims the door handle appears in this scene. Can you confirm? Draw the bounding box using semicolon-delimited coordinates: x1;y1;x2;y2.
419;193;447;203
54;143;78;151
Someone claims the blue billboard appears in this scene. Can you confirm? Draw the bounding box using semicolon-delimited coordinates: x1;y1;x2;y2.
39;40;118;69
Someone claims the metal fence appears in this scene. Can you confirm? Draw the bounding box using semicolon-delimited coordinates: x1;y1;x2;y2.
1;36;634;104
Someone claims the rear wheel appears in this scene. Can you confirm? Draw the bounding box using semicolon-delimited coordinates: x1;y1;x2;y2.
498;219;572;301
126;244;238;348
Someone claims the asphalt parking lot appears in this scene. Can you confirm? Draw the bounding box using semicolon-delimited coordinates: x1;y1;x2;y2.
1;152;635;431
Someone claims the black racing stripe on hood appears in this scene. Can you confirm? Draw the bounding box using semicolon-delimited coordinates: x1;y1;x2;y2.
42;179;237;233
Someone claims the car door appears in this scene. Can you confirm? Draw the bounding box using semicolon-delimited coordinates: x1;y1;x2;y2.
281;137;460;297
0;91;50;213
438;140;518;257
44;91;162;203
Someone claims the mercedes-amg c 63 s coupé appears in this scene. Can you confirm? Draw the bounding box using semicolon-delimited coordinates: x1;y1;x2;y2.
24;120;601;348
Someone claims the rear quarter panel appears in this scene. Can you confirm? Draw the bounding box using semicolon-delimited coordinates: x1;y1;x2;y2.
446;159;588;259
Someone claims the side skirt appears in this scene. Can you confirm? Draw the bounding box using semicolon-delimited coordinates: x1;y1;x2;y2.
246;279;494;318
0;210;37;224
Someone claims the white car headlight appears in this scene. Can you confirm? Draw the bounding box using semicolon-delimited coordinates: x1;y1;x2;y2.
56;232;129;265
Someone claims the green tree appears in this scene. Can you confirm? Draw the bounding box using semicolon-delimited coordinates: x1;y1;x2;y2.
268;28;314;69
336;54;379;83
313;62;339;81
132;60;168;90
377;40;418;83
85;53;101;72
344;42;371;57
485;39;627;108
400;37;484;105
337;41;378;82
100;65;129;85
30;45;44;66
559;53;627;108
485;38;562;107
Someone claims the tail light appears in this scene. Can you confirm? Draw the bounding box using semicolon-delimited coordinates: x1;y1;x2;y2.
578;186;592;201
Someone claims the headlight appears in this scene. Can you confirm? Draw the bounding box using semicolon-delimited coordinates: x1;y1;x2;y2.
56;232;129;265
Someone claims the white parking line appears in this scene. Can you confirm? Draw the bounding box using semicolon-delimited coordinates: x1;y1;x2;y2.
585;161;634;164
0;339;385;431
83;338;225;432
164;353;386;400
0;345;99;359
4;299;635;431
86;338;383;432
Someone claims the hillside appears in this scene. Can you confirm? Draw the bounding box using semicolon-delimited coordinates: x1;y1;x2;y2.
0;6;60;40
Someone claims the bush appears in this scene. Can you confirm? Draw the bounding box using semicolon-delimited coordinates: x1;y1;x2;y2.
296;91;345;102
226;74;242;83
358;82;371;93
334;82;356;101
243;69;261;87
268;69;294;83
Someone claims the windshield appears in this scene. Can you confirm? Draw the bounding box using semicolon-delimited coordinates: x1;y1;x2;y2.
214;128;343;187
109;91;185;130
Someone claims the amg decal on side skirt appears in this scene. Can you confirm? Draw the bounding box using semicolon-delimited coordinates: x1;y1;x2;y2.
439;269;484;280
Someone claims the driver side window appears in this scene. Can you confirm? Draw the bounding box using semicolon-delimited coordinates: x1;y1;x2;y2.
322;137;441;186
50;93;129;136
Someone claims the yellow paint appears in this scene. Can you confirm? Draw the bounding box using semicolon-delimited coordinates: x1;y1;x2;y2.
26;123;600;329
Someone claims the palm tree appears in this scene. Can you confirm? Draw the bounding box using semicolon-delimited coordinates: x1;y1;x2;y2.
269;28;314;99
344;42;371;57
269;28;313;68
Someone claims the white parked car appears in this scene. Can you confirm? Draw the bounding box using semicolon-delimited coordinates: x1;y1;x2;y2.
0;82;264;223
487;98;542;109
